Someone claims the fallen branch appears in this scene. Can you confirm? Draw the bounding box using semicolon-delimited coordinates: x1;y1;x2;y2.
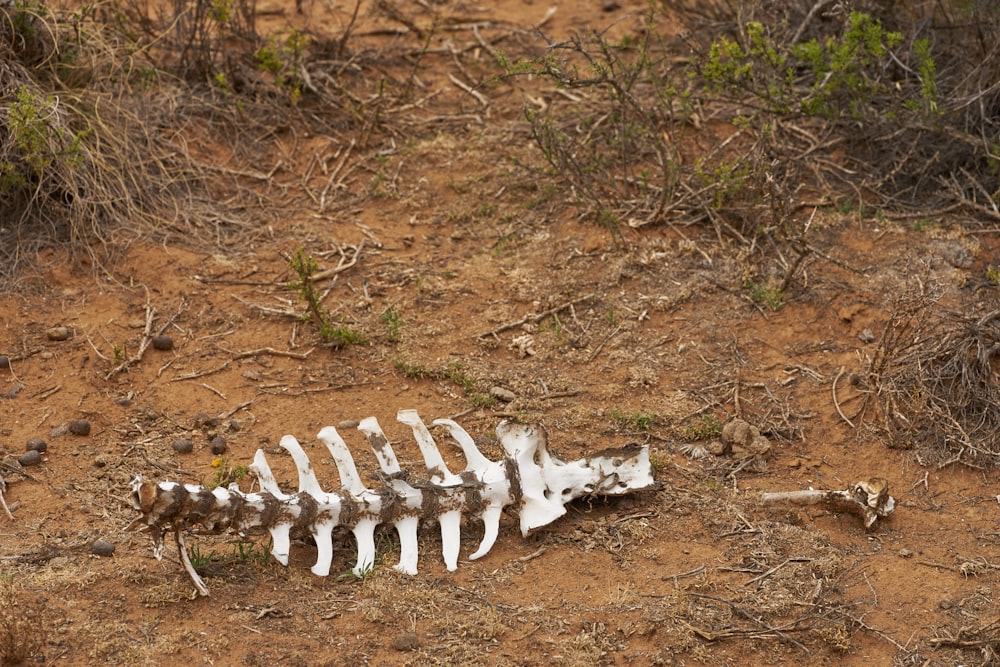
477;293;596;339
761;478;895;528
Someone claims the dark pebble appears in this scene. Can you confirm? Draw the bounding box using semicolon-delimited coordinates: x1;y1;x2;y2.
151;335;174;351
194;412;219;429
210;435;228;455
68;419;91;436
91;540;116;557
172;438;194;454
392;632;419;651
26;438;47;453
0;355;10;369
18;450;41;467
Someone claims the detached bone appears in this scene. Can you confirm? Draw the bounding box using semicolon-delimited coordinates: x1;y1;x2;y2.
129;410;658;596
761;478;896;528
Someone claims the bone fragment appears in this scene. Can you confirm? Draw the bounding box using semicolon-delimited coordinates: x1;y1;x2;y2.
761;478;896;528
130;410;659;595
0;475;12;520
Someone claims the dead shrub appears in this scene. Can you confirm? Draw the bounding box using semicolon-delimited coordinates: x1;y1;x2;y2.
863;288;1000;467
0;0;207;283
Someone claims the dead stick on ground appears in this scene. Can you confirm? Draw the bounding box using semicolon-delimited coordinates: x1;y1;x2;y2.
0;477;13;520
831;366;855;428
310;240;365;281
477;293;595;339
230;347;315;361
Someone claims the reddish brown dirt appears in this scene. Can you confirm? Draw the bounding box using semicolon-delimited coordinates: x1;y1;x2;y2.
2;2;1000;666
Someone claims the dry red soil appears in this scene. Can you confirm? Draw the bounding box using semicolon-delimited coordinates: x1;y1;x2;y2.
2;1;999;666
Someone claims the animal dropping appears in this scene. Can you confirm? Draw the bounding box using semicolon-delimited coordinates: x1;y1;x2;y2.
129;409;658;596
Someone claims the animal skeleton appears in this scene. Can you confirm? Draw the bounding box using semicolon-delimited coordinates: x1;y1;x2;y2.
129;410;657;596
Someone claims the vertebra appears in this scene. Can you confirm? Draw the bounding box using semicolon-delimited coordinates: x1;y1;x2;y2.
128;410;658;596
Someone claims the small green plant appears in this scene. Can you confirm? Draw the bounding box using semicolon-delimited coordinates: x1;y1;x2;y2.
209;457;249;489
187;543;221;569
610;408;655;431
987;266;1000;288
680;414;722;441
745;280;785;311
254;29;309;106
380;307;404;343
911;218;938;232
391;358;495;408
288;249;366;348
235;538;272;564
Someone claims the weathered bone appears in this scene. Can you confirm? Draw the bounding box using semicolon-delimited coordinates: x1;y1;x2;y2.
760;478;896;528
129;410;658;596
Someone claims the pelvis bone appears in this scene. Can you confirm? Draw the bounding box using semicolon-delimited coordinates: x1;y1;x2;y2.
129;410;658;596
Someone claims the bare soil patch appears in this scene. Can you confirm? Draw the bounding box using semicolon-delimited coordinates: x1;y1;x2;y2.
2;2;1000;666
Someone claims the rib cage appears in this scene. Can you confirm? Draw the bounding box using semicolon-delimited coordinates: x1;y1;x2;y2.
129;410;658;596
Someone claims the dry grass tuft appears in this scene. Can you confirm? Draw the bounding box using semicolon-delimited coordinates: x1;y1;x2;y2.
0;578;42;665
864;288;1000;467
0;1;212;284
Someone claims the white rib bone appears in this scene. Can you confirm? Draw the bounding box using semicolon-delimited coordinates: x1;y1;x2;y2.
248;451;294;565
397;410;466;570
316;426;382;576
357;417;424;575
432;418;511;559
317;426;366;495
277;436;342;576
397;409;463;485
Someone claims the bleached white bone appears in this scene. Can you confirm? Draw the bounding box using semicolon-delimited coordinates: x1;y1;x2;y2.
398;409;463;485
316;426;383;576
277;436;343;576
130;410;659;596
357;417;424;575
496;421;568;534
397;410;466;570
432;418;512;559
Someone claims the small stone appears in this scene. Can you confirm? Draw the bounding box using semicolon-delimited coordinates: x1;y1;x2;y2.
490;386;516;403
898;548;913;558
49;423;69;438
338;419;360;430
91;540;116;557
858;328;875;343
0;355;10;369
46;326;71;341
18;450;41;467
26;438;47;453
193;412;219;429
392;632;419;651
172;438;194;454
210;435;228;455
151;335;174;351
68;419;91;436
